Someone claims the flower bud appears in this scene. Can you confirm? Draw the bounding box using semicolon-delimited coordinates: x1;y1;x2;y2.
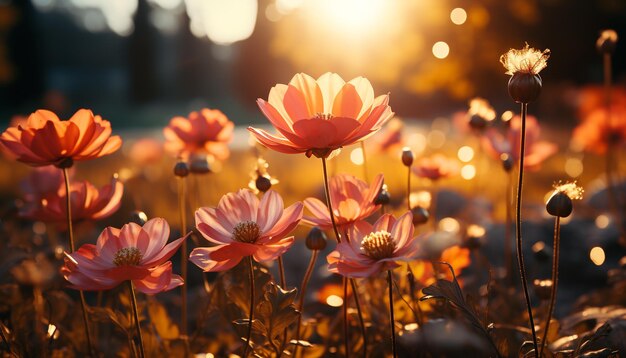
532;241;551;262
401;147;414;167
255;175;272;193
55;157;74;169
305;227;327;251
374;184;390;206
174;161;189;177
411;206;429;225
596;29;618;54
190;155;211;174
533;279;553;301
508;72;542;104
546;191;573;217
501;154;514;172
129;210;148;226
468;114;488;131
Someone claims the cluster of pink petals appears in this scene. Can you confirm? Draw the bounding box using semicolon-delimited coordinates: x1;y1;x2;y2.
62;218;186;294
249;73;394;158
327;212;419;278
128;138;164;165
303;173;383;231
482;115;557;169
190;189;303;272
411;154;460;180
163;108;234;161
0;109;121;167
20;174;123;223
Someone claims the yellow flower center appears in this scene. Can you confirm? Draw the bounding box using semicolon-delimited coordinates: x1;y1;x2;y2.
315;113;334;120
113;247;143;266
361;231;395;260
232;221;261;243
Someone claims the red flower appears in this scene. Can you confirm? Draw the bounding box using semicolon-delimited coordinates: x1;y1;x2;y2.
249;73;394;158
62;218;186;294
0;109;121;167
327;212;418;278
411;154;459;180
572;106;626;154
163;108;234;160
190;189;303;272
303;173;383;231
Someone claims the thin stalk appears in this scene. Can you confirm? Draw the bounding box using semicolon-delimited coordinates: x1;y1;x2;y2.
505;171;513;285
321;158;341;244
177;177;188;340
349;278;367;357
387;271;397;358
430;183;438;231
515;103;539;357
294;250;319;357
243;257;255;358
63;168;94;356
360;141;369;183
407;165;412;211
342;278;350;358
277;256;287;288
128;281;145;358
539;216;560;357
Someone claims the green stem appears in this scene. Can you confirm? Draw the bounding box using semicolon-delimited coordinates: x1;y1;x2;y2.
128;281;145;358
63;168;94;356
539;216;560;356
243;257;255;357
387;271;397;358
294;250;318;357
516;103;539;357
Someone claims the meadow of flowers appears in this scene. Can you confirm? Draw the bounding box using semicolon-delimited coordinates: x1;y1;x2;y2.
0;34;624;358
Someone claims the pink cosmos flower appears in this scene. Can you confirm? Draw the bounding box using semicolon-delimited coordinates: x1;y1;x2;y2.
249;72;394;158
190;189;303;272
61;218;186;294
163;108;234;161
19;165;66;203
327;212;418;278
0;109;121;167
21;176;123;222
482;115;557;170
411;154;460;180
303;173;383;231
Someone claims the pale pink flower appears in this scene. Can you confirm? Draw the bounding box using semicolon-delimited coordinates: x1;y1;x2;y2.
482;115;557;169
249;72;394;158
190;189;303;272
327;212;418;278
61;218;186;294
303;173;383;231
411;154;459;180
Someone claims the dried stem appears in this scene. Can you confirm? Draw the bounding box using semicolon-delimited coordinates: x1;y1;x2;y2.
243;257;255;358
407;165;412;211
63;168;94;356
539;216;560;356
177;176;188;340
387;270;397;358
505;170;513;285
128;281;145;358
294;250;319;357
349;278;367;357
277;256;287;288
516;103;539;357
342;277;350;358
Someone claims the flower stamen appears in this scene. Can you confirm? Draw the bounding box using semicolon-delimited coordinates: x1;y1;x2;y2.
232;221;261;243
113;247;143;266
361;231;395;260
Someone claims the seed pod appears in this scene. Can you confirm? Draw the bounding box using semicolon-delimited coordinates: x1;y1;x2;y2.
501;154;514;172
401;147;414;167
468;114;488;131
411;206;429;225
174;161;189;177
546;191;573;217
508;72;542;104
596;29;618;54
55;157;74;169
129;210;148;226
190;156;211;174
374;185;390;206
305;227;327;251
255;175;272;192
532;241;551;262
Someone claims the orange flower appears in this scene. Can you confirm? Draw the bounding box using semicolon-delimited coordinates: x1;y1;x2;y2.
128;138;164;165
411;154;459;181
21;176;123;223
572;105;626;154
482;115;557;169
163;108;234;161
0;109;121;167
62;218;186;294
249;73;394;158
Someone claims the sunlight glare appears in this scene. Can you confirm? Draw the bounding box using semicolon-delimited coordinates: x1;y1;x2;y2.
318;0;386;33
327;295;344;307
350;147;364;165
432;41;450;59
450;8;467;25
461;164;476;180
590;247;605;266
457;146;474;162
